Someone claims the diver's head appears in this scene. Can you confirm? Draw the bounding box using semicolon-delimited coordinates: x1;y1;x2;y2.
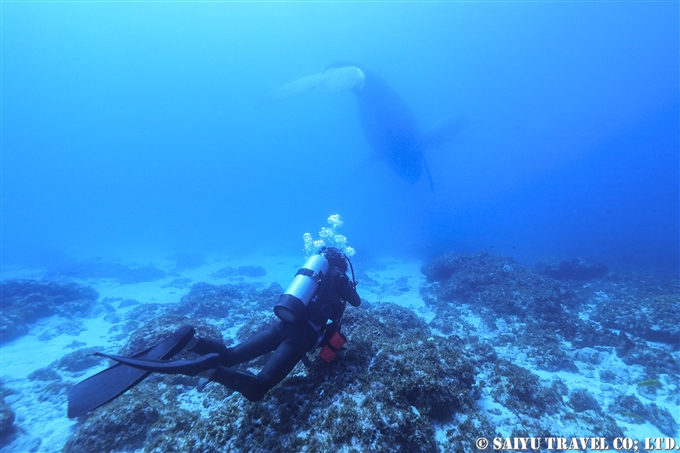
319;246;348;272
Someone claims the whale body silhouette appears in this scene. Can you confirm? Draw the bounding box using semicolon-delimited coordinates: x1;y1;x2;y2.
263;63;461;192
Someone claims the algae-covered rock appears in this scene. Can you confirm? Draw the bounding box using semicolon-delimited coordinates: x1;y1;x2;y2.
608;394;679;437
175;282;283;320
488;359;562;418
237;265;267;277
0;279;99;341
0;398;16;447
52;347;107;373
536;257;609;280
421;251;568;320
117;314;223;357
594;291;680;348
568;388;601;413
63;385;164;453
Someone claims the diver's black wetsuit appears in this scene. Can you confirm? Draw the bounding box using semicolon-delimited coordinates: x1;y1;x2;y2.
189;265;361;401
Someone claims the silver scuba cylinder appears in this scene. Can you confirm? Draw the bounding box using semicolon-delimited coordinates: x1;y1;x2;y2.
274;254;329;323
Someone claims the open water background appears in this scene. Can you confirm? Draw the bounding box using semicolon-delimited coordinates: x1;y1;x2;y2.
2;2;678;272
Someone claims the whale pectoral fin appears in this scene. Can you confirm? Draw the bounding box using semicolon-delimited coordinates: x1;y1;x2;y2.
423;157;435;193
258;73;322;106
259;66;366;106
424;116;470;149
316;66;365;94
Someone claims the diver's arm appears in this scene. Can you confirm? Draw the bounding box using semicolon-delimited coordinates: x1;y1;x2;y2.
337;273;361;307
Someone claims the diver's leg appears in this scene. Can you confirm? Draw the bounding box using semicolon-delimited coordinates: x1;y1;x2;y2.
223;321;287;366
99;323;288;378
188;337;231;364
255;322;318;398
188;321;285;367
210;322;317;401
100;322;318;402
209;366;262;402
258;322;317;385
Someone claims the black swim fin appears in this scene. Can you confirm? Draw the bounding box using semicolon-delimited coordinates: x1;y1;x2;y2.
101;352;270;401
95;352;220;376
67;324;195;418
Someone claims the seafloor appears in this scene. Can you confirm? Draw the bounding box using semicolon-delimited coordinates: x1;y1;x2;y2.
1;251;678;452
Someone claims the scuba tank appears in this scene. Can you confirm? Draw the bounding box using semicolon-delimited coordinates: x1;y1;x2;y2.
274;254;329;323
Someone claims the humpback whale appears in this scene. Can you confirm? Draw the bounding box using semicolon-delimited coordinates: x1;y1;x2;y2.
262;63;462;192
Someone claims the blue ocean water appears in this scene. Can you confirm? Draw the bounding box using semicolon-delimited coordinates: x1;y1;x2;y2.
2;5;680;452
2;2;678;271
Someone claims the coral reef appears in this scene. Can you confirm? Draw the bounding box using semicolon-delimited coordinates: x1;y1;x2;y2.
43;259;166;284
421;251;579;372
161;278;193;290
0;387;17;447
608;395;678;436
354;268;413;297
592;286;680;348
117;314;224;357
568;388;601;413
17;250;677;452
51;348;107;373
421;251;679;443
0;280;99;341
536;257;609;280
209;267;238;279
118;298;141;308
237;265;267;277
63;385;168;453
487;359;562;418
173;282;283;323
420;251;680;376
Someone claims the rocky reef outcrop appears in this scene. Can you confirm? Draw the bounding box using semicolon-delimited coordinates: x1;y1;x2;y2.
0;280;99;342
0;387;17;447
536;257;609;280
52;252;680;451
421;251;679;441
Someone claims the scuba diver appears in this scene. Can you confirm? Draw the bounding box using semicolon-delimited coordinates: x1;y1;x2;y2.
67;246;361;418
